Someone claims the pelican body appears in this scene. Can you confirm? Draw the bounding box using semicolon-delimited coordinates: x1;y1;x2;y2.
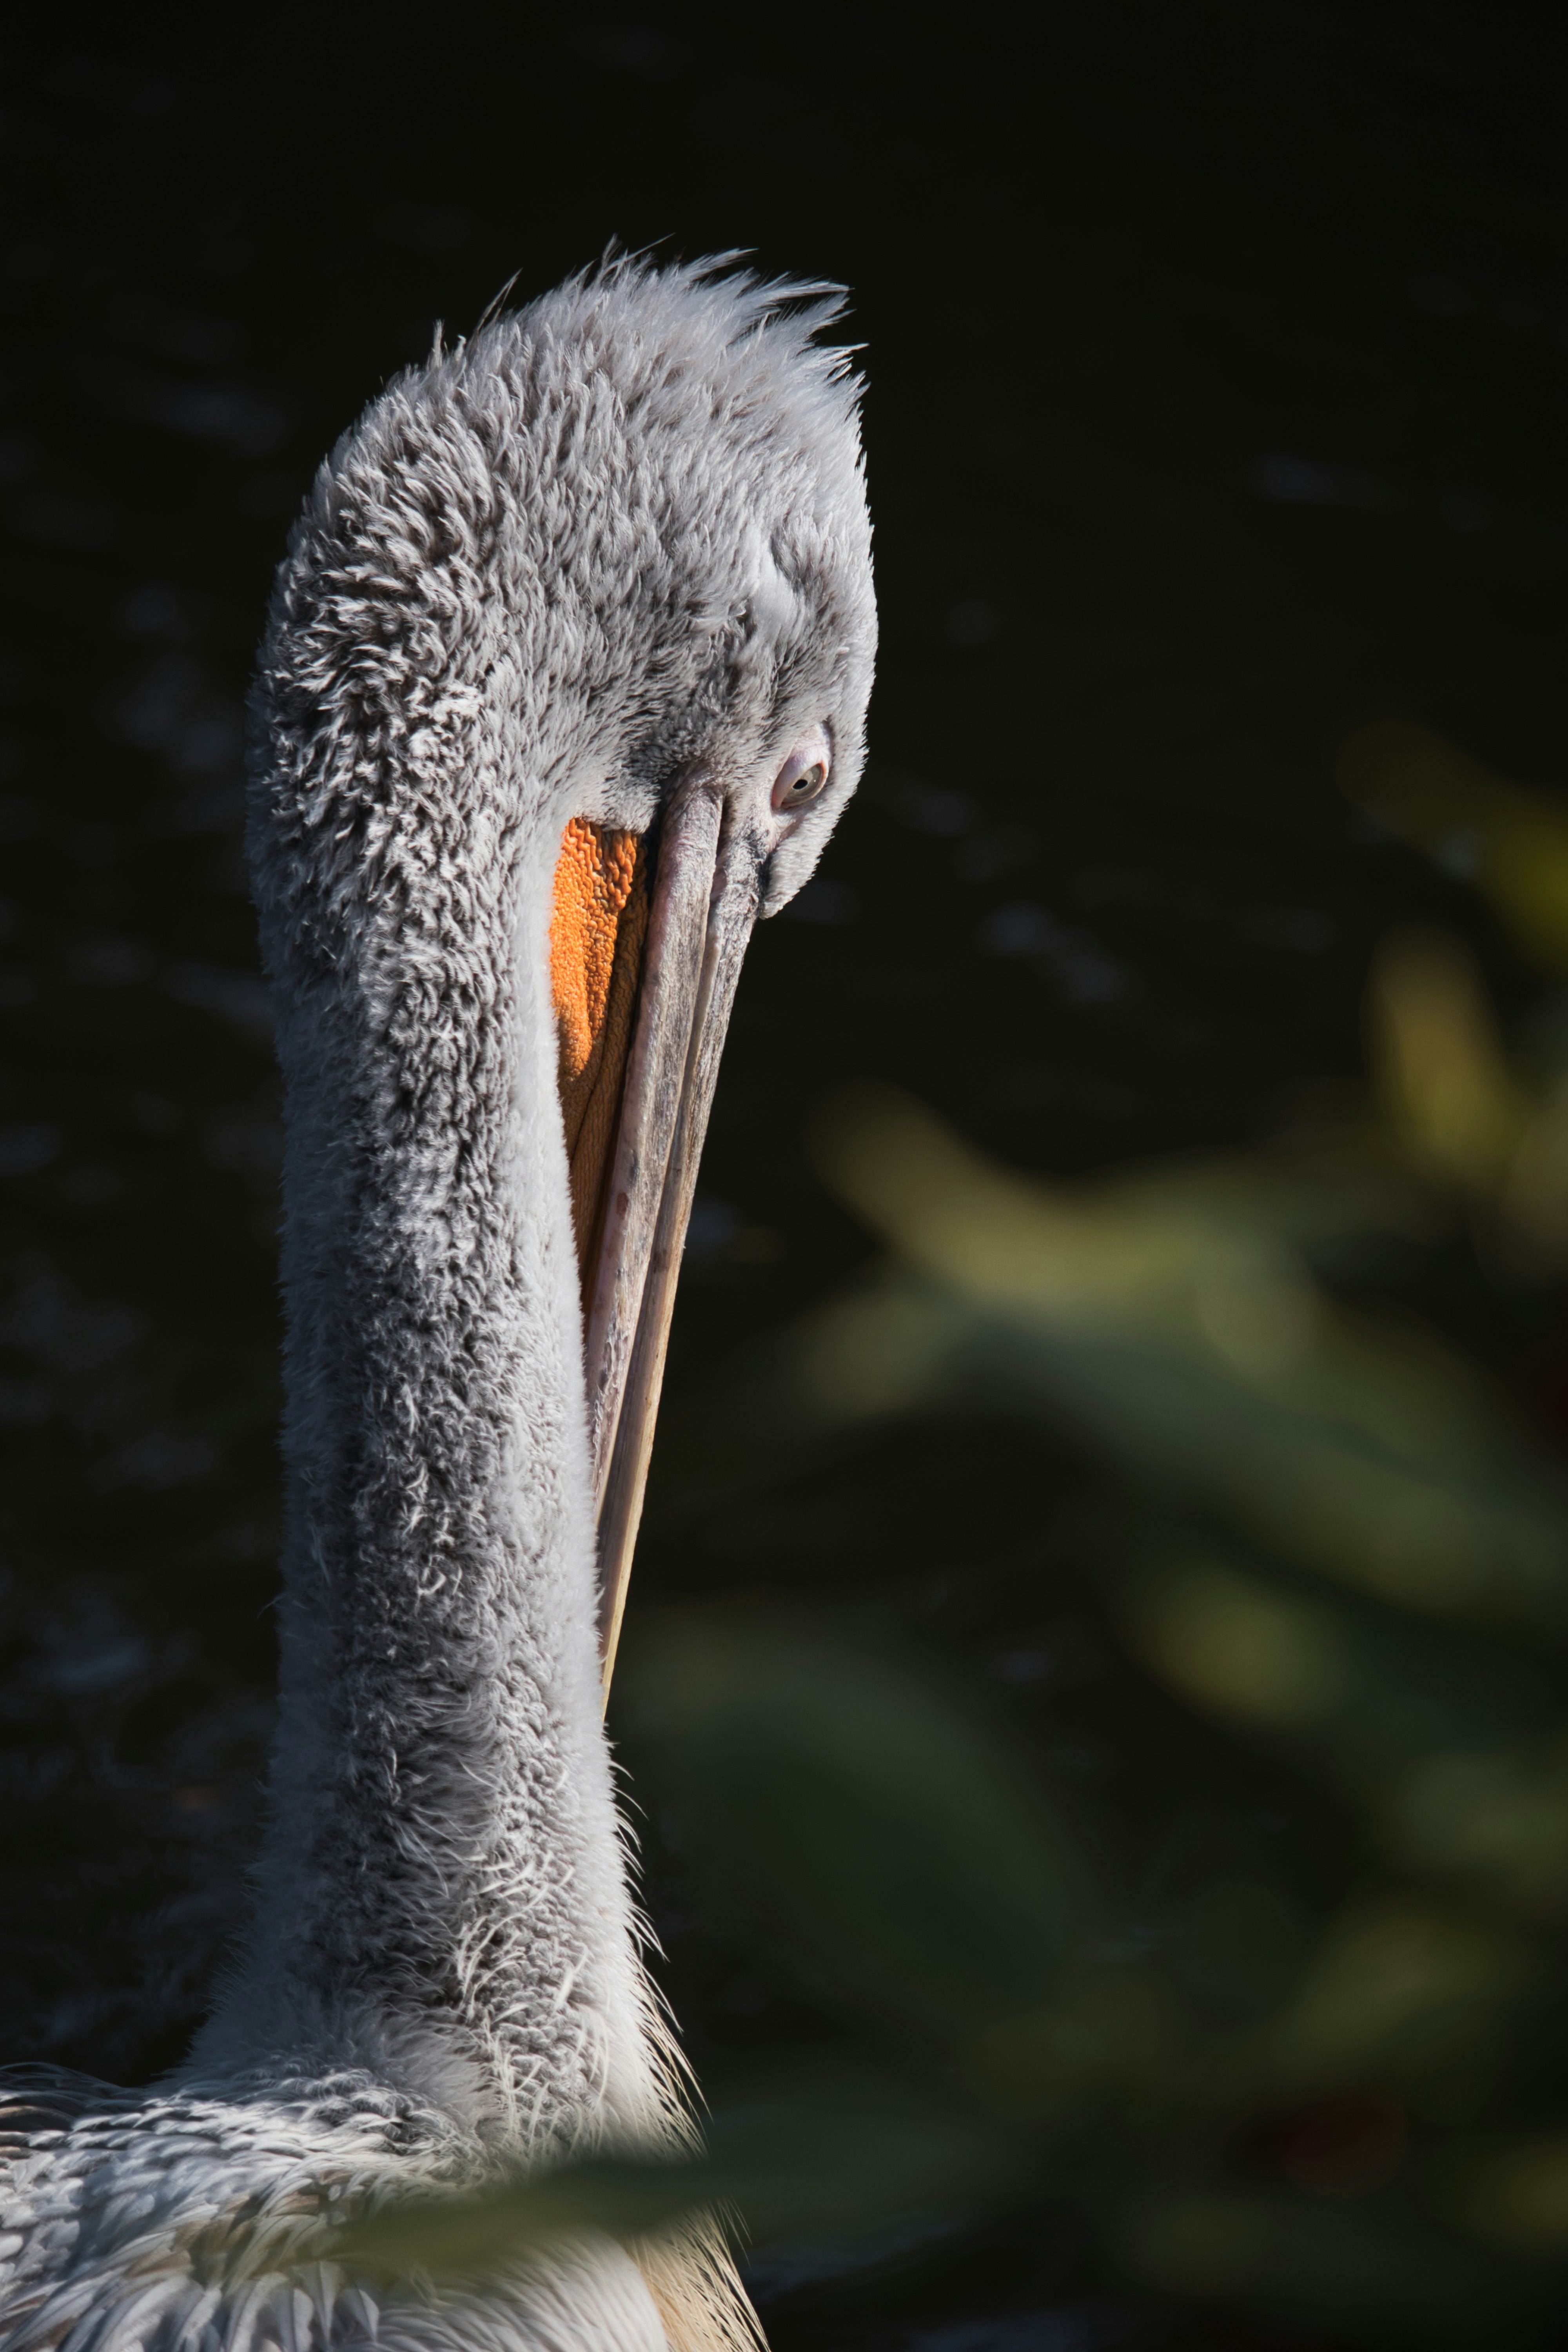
0;260;876;2350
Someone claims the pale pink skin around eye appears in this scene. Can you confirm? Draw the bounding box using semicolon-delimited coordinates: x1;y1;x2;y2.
766;721;833;833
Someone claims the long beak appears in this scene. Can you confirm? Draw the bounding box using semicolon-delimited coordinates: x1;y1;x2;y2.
581;779;759;1705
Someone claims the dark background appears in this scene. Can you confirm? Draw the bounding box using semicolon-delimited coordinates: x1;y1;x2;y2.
4;8;1568;2346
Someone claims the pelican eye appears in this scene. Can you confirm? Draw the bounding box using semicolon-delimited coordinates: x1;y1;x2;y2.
771;745;831;812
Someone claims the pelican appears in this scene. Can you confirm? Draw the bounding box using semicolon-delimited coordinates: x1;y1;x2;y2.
0;257;876;2351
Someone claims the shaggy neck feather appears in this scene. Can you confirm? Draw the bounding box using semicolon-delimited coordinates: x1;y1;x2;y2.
191;564;661;2152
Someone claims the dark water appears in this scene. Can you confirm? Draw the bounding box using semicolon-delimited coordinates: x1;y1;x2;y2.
5;12;1568;2347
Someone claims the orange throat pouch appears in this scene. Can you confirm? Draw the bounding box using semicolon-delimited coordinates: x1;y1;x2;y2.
549;818;650;1283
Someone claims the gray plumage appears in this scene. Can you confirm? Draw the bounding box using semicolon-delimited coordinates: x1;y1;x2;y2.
0;256;876;2351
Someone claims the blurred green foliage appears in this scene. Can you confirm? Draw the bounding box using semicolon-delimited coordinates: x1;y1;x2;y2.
334;2072;1010;2288
626;1622;1093;2026
1342;722;1568;980
605;732;1568;2344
